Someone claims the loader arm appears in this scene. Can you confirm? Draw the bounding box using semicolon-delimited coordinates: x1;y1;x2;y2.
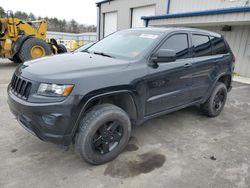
15;19;48;40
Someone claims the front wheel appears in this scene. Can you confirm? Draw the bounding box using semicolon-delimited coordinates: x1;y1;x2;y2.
201;82;227;117
75;104;131;165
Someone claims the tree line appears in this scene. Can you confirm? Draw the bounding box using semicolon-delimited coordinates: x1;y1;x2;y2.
0;6;96;33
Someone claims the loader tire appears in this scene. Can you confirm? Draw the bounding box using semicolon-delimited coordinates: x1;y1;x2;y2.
19;38;52;62
9;54;22;63
57;44;67;54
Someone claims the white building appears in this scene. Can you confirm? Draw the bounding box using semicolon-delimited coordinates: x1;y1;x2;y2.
96;0;250;77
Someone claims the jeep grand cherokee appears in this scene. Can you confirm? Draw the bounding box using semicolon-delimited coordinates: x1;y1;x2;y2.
8;27;234;164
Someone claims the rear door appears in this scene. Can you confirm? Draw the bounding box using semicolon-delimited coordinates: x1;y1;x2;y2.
145;32;193;116
190;34;214;101
191;34;230;101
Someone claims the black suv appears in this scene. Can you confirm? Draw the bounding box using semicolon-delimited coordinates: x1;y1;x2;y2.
8;27;234;164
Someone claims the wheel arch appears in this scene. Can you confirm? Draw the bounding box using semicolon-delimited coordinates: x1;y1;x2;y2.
72;89;139;139
203;73;232;103
217;74;232;90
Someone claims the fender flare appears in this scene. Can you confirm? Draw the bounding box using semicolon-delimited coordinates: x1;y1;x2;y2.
203;72;232;103
71;89;139;136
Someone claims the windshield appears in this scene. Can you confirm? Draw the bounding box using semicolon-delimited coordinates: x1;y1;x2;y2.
87;30;162;60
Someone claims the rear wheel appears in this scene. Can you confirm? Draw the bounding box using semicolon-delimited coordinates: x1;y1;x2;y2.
56;44;67;54
19;38;52;62
76;104;131;165
201;82;227;117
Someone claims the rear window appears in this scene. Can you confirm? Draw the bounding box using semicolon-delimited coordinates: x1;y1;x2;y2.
210;37;228;55
192;34;212;57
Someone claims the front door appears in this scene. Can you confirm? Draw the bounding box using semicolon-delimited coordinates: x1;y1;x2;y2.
145;33;193;116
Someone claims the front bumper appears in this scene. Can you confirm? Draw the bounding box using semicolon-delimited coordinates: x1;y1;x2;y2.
7;87;83;146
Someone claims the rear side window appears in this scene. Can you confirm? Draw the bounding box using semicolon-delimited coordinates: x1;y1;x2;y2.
192;34;212;57
210;37;228;55
160;34;189;60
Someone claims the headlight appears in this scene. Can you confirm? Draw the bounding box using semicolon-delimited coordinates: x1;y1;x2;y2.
37;83;74;97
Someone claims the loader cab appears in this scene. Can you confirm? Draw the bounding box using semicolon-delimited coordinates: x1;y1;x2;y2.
0;20;5;37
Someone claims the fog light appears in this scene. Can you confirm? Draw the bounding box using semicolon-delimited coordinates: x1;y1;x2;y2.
42;114;57;126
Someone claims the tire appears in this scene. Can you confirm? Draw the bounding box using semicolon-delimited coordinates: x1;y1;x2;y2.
201;82;227;117
9;53;22;63
76;104;131;165
57;44;67;54
19;38;52;62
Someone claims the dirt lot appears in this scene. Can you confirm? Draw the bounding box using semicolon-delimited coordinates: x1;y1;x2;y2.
0;59;250;188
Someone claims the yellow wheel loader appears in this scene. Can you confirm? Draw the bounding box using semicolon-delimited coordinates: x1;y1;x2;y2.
0;11;67;63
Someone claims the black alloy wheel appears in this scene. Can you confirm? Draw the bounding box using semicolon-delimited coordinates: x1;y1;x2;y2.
92;120;123;155
213;89;226;112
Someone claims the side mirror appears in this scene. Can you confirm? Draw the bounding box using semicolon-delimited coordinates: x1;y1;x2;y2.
152;49;176;63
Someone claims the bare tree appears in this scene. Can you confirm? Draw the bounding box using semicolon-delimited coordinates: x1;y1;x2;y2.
0;6;5;17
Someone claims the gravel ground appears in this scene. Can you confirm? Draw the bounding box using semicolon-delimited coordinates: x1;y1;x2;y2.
0;58;250;188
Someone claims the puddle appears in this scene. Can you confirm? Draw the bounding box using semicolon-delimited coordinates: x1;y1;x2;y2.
10;148;18;153
124;144;139;152
104;152;166;178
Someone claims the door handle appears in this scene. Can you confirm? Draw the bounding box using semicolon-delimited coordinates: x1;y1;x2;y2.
184;63;192;68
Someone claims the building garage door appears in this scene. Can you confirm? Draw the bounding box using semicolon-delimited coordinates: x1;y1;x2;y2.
104;12;117;37
132;5;155;28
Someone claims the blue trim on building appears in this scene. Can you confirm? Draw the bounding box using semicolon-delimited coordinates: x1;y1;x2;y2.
96;0;114;6
142;6;250;21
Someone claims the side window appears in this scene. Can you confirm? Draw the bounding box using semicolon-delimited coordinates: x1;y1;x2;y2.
192;34;212;57
210;37;228;55
160;34;189;60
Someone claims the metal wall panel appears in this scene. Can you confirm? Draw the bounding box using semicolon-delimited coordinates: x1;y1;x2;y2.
148;12;250;27
99;0;168;38
170;0;248;13
203;26;250;77
104;11;118;36
132;5;156;28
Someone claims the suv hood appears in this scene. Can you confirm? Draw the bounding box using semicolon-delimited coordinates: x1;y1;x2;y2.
19;52;130;82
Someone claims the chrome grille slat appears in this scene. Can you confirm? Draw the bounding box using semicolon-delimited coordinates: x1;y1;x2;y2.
20;81;27;96
10;74;32;100
17;79;23;94
14;77;20;91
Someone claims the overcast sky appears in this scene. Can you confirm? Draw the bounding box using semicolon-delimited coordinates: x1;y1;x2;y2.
1;0;100;25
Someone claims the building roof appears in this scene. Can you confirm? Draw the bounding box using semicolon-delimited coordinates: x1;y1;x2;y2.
142;6;250;21
96;0;114;6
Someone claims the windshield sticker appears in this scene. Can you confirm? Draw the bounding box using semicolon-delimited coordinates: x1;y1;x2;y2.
139;34;158;39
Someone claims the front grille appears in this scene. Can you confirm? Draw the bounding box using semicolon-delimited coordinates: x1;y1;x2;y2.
10;74;32;100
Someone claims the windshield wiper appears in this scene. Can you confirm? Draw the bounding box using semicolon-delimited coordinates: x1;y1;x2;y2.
92;51;115;58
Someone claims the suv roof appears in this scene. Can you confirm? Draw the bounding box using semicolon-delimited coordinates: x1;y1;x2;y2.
127;27;222;38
